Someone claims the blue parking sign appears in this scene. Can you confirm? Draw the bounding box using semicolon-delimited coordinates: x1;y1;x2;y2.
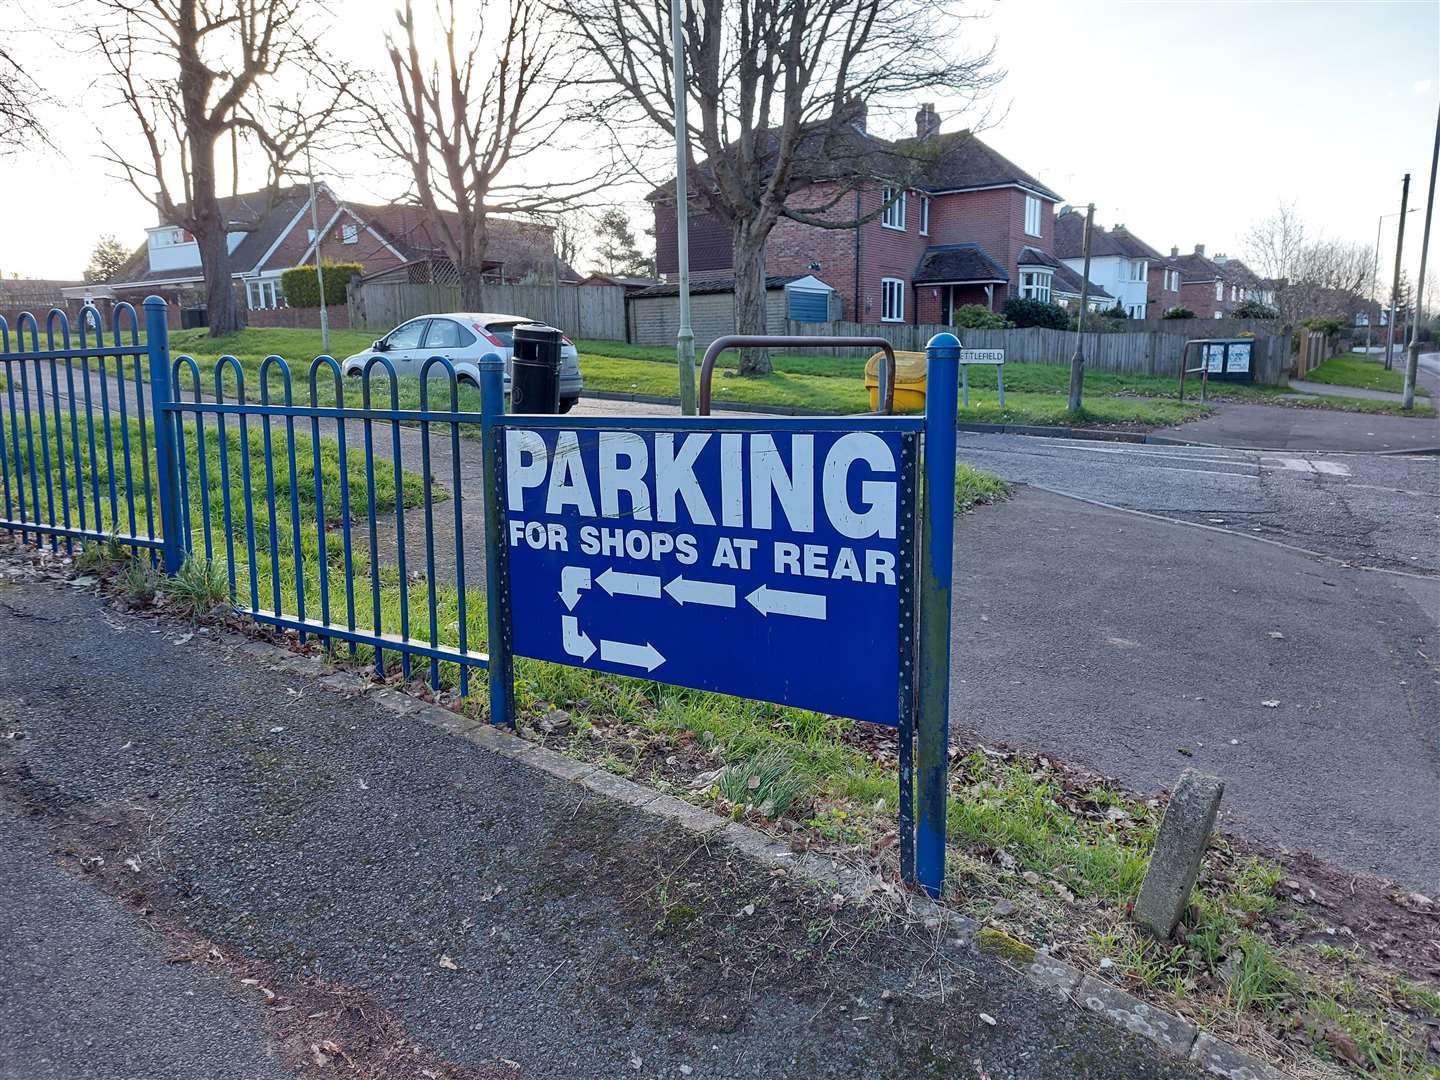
502;425;911;725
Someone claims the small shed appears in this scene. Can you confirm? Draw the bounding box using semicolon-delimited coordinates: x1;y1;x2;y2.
626;274;838;347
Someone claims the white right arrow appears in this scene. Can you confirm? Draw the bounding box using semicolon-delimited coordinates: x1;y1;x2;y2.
664;575;736;608
561;615;596;662
559;566;591;610
600;638;666;671
596;567;662;599
746;584;827;621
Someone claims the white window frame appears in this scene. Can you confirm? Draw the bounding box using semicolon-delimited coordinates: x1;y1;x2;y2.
919;195;930;236
1024;195;1042;237
1214;281;1223;301
246;278;284;310
880;277;905;322
881;188;906;231
1132;259;1147;282
341;223;359;245
1128;303;1143;319
1018;269;1052;303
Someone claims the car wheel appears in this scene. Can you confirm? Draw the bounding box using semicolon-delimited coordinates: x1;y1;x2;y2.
558;396;579;414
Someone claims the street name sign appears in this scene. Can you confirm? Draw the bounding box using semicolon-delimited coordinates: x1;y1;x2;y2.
958;349;1005;365
502;426;910;725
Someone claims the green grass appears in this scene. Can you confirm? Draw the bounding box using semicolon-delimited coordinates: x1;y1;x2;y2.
1305;352;1427;396
955;464;1008;511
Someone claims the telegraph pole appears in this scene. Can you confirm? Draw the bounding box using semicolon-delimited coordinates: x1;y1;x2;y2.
670;0;697;415
305;140;330;355
1068;203;1095;412
1385;173;1410;371
1403;101;1439;410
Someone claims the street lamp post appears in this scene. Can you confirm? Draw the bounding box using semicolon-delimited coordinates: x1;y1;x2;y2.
1385;174;1411;372
1403;100;1439;410
670;0;697;415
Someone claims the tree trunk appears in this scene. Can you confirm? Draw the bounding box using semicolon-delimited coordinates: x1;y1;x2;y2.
185;129;243;337
196;222;242;336
732;222;771;375
458;263;486;311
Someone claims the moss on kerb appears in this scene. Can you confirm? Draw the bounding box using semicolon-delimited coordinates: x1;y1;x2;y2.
977;927;1037;966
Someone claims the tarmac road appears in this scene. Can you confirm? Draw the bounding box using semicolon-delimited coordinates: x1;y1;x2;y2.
956;432;1440;574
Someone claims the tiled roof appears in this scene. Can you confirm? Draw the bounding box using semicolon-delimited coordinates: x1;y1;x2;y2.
650;125;1060;203
1053;211;1164;261
912;244;1009;285
1016;246;1112;300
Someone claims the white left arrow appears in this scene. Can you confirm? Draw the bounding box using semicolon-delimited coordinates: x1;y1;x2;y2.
559;566;591;610
664;575;736;608
596;567;662;598
746;584;827;621
600;638;666;671
562;616;596;662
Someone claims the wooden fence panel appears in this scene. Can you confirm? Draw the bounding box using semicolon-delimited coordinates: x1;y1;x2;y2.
348;281;626;340
784;320;1289;384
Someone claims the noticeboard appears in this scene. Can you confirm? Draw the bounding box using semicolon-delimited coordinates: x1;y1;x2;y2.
1202;340;1255;382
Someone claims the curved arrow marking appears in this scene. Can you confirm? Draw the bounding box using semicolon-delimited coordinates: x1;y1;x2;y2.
559;566;592;610
663;575;735;608
745;584;826;620
596;567;662;598
600;638;666;671
561;615;596;662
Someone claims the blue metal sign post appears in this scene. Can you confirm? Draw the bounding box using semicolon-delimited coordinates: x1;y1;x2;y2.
477;335;959;897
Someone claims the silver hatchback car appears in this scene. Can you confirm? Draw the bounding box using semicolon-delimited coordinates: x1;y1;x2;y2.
341;312;583;412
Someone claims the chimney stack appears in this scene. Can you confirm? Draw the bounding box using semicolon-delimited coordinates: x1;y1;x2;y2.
1170;245;1179;257
1194;243;1206;257
847;96;868;133
915;102;941;140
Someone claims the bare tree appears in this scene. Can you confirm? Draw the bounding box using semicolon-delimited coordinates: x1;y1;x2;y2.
1;43;51;150
1244;204;1373;325
360;0;614;310
558;0;998;372
91;0;347;336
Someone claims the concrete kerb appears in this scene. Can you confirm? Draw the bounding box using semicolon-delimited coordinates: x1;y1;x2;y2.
225;629;1302;1080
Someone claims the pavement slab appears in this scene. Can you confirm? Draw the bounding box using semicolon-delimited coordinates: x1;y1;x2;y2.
0;576;1204;1080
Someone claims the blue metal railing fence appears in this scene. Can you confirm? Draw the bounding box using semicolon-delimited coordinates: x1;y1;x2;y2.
0;297;958;897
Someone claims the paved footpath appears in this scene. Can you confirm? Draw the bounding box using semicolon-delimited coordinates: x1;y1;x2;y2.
0;575;1202;1080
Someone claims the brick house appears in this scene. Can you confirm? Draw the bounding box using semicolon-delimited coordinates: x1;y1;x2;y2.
98;185;572;328
1053;209;1173;319
1171;245;1275;319
652;104;1099;326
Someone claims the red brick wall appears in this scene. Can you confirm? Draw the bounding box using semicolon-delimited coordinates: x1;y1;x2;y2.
1180;279;1224;318
1147;264;1184;317
763;184;861;317
927;187;1054;308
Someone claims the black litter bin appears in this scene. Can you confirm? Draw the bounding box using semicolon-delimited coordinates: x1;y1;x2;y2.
510;324;563;414
180;306;208;329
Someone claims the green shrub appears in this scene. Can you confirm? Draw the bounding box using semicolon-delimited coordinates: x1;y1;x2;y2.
280;262;364;308
952;304;1010;329
1100;301;1128;319
1234;299;1278;319
1162;306;1196;320
1002;297;1069;329
1302;315;1345;336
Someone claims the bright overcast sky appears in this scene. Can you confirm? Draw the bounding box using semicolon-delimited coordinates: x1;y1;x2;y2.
2;0;1436;284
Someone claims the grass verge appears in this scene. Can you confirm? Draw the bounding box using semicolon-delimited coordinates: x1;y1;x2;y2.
1305;352;1428;396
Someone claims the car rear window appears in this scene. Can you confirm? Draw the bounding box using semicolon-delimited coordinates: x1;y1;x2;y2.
482;322;523;348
